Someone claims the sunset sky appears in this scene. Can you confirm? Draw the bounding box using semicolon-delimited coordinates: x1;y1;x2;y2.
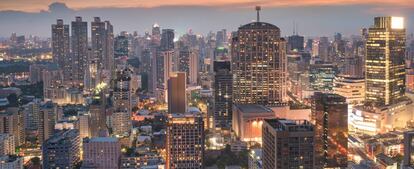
0;0;413;37
1;0;413;12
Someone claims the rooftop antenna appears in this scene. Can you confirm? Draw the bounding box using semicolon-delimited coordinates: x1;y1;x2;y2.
293;21;296;35
296;23;299;35
256;6;261;22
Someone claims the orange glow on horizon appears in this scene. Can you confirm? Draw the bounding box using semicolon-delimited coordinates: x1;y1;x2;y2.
0;0;413;12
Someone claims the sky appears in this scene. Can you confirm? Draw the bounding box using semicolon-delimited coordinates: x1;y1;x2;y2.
0;0;413;37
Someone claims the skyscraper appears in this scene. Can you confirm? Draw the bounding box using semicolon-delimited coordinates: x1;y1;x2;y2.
51;19;70;81
89;90;108;137
288;34;304;51
71;16;88;85
115;34;129;58
0;134;15;156
82;137;121;169
312;92;348;168
91;17;114;73
232;7;287;105
167;72;187;114
161;29;174;51
213;61;233;130
37;101;57;144
365;16;406;106
166;113;204;169
178;46;199;85
262;119;315;169
156;50;174;102
111;67;132;136
42;129;81;169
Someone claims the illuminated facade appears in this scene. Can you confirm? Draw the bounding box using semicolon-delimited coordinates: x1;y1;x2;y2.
42;129;81;169
404;131;414;168
366;16;406;106
311;92;348;168
111;67;132;136
82;137;121;169
309;62;338;92
231;10;287;105
333;75;365;105
232;104;275;144
262;119;315;169
166;113;204;169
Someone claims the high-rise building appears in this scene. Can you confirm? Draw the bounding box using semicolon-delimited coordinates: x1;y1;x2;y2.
318;37;330;62
167;72;187;114
0;108;24;146
51;19;70;81
366;16;406;106
0;156;23;169
178;46;199;85
156;50;174;102
111;67;132;136
82;137;121;169
71;16;88;84
312;92;348;168
213;61;233;130
404;131;414;168
0;134;15;156
232;7;287;105
89;90;108;137
262;119;315;169
309;62;338;92
91;17;114;73
42;129;81;169
161;29;174;51
115;34;129;58
37;101;57;144
333;75;365;105
42;68;64;101
288;35;304;51
166;113;204;169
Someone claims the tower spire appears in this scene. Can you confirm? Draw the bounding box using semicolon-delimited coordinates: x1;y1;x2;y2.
256;6;261;22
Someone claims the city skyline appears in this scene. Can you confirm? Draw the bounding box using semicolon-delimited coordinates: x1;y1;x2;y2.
1;2;414;37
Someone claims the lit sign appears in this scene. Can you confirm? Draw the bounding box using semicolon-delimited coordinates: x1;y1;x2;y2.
391;17;404;29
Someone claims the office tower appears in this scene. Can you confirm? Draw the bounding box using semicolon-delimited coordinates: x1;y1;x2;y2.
91;17;114;73
216;29;227;47
111;67;132;136
262;119;315;169
42;129;81;169
89;90;108;137
309;63;338;92
288;33;304;51
166;113;204;169
333;75;365;105
305;39;313;52
366;16;406;106
0;134;15;155
312;92;348;168
152;24;161;45
232;7;287;105
115;34;129;58
178;46;199;85
232;104;275;144
213;61;233;130
318;37;330;62
51;19;70;81
38;102;57;144
167;72;187;114
156;50;174;102
343;56;364;78
71;16;88;84
404;131;414;168
189;49;199;85
161;29;174;51
0;108;24;146
82;137;121;169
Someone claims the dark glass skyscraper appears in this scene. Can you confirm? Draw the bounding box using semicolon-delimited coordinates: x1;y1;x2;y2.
312;92;348;168
213;61;233;130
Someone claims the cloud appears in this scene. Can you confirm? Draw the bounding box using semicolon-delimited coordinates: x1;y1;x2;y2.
0;0;413;12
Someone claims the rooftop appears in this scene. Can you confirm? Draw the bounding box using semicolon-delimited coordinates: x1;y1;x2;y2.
265;118;313;132
86;137;118;143
239;22;279;30
234;104;273;114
